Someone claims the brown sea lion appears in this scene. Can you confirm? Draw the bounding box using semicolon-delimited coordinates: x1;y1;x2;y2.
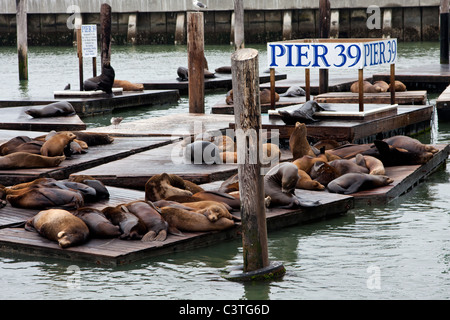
383;135;439;154
373;80;389;92
25;209;89;248
25;101;76;118
72;132;114;146
0;152;65;169
389;80;407;92
113;79;144;91
350;81;381;93
0;136;33;155
226;90;234;105
260;88;280;105
159;206;235;232
40;131;76;157
1;140;44;155
74;207;121;238
292;153;328;173
102;205;147;240
220;151;237;164
327;173;393;195
69;175;110;199
328;154;369;176
373;140;434;166
289;122;315;160
180;201;235;222
352;155;385;175
192;191;241;210
215;66;232;74
309;161;339;187
216;135;235;152
218;173;239;193
145;173;193;202
262;143;281;164
122;200;169;242
264;162;320;208
0;184;6;209
296;169;325;191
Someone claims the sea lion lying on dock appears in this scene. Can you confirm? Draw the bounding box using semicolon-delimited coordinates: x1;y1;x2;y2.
121;200;169;242
72;131;114;146
308;161;339;187
184;141;221;164
389;80;407;92
145;173;193;202
0;137;43;155
296;168;325;191
84;63;115;95
264;162;321;208
69;175;110;199
279;85;306;97
25;209;90;248
113;79;144;91
278;100;325;125
192;191;241;210
102;205;147;240
25;101;76;118
0;152;65;169
215;66;232;74
350;80;382;93
327;173;393;195
74;207;121;238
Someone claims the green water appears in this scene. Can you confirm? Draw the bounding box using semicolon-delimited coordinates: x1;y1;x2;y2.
0;42;449;300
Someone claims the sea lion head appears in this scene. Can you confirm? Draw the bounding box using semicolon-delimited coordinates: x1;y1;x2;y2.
280;163;299;194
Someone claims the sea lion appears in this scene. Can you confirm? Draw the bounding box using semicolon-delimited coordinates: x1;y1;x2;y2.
383;135;439;154
72;132;114;146
184;140;221;164
159;206;235;232
192;191;241;210
218;173;240;193
40;131;76;157
180;200;235;222
264;162;320;208
68;175;110;199
0;184;6;209
25;101;76;118
25;209;89;248
328;155;369;176
309;161;339;187
352;155;385;175
260;88;280;104
278;100;325;124
145;173;193;202
225;90;234;105
350;80;380;93
177;66;189;81
215;135;235;152
0;152;65;169
279;85;306;97
122;200;169;242
215;66;232;73
296;169;325;191
0;136;33;155
373;81;389;92
1;140;43;155
262;143;281;164
292;153;328;173
113;79;144;91
83;63;115;95
373;140;434;166
289;122;315;160
327;173;393;195
389;80;407;92
74;207;121;238
102;205;147;240
220;151;237;163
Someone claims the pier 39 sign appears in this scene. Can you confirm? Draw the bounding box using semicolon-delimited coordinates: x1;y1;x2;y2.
267;39;397;69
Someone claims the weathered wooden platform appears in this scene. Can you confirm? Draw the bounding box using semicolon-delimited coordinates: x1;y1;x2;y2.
314;91;427;105
0;135;177;186
373;64;450;93
211;96;306;114
0;106;86;132
436;84;450;120
143;73;287;95
0;186;353;266
0;90;180;117
250;104;434;143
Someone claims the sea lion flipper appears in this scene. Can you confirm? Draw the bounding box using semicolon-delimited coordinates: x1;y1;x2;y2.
168;225;184;236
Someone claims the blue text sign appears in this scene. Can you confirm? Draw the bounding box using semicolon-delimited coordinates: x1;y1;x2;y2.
267;39;397;69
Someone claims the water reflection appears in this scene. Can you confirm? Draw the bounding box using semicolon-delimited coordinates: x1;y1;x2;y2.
18;79;29;98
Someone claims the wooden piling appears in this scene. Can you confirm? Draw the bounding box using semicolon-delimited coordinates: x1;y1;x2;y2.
319;0;330;94
358;68;364;112
16;0;28;81
233;0;245;50
187;12;205;114
305;69;311;101
270;68;276;108
76;27;84;91
441;0;449;64
100;3;112;67
390;63;396;105
231;48;269;273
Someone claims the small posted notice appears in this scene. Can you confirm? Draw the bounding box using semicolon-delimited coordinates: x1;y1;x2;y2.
81;24;97;58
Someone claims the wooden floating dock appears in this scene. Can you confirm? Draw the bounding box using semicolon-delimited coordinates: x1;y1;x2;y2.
314;91;427;105
0;186;353;266
436;84;450;119
0;106;86;132
211;96;306;114
143;73;287;95
252;104;434;143
0;90;180;117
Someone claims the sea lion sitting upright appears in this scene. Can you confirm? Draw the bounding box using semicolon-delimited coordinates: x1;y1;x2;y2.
25;101;76;118
74;207;121;238
40;131;76;157
177;67;189;81
327;173;393;195
122;200;169;242
83;63;115;96
25;209;89;248
289;122;315;160
264;162;320;208
278;100;325;125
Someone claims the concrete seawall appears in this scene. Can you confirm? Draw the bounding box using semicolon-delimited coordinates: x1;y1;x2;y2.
0;1;441;45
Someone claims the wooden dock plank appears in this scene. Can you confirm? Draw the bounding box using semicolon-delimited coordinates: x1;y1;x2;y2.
211;96;306;114
314;91;427;105
436;84;450;119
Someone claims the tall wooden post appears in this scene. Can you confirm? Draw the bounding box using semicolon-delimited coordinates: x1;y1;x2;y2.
319;0;330;93
232;48;269;273
441;0;449;64
234;0;245;50
16;0;28;81
358;69;364;112
305;69;311;101
76;27;84;91
187;12;205;114
270;68;276;108
100;3;112;67
390;64;396;105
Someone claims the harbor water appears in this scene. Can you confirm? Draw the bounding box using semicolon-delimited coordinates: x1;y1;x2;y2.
0;42;449;300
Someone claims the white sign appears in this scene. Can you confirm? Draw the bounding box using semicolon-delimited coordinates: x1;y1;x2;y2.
81;24;98;58
267;39;397;69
